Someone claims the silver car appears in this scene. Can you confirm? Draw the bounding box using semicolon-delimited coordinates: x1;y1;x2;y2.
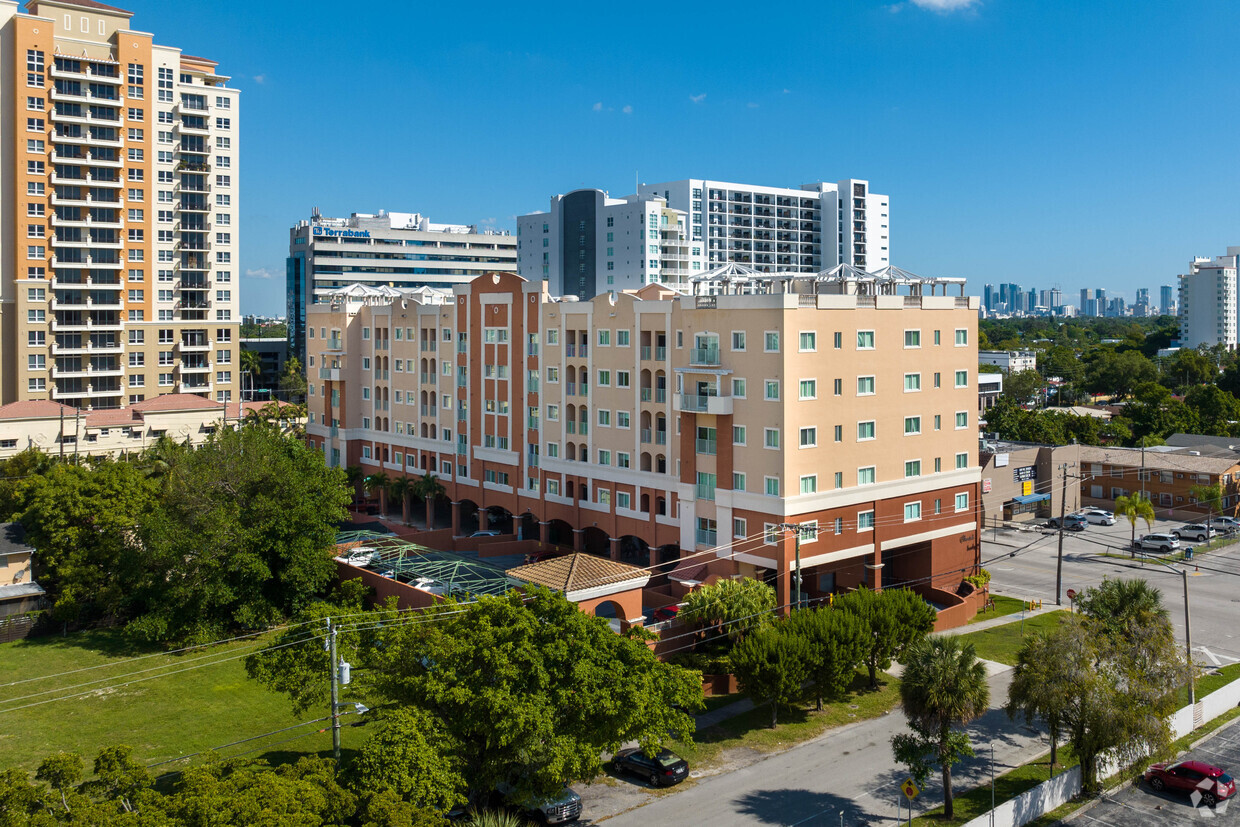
1133;533;1180;553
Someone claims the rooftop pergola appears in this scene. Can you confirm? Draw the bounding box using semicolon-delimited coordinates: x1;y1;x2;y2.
688;261;968;297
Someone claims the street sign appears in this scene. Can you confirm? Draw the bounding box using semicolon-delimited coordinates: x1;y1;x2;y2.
1066;589;1077;600
901;778;920;800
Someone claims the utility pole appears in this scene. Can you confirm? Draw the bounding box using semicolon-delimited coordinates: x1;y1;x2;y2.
1140;436;1146;500
1183;567;1195;706
1055;462;1072;605
327;617;340;764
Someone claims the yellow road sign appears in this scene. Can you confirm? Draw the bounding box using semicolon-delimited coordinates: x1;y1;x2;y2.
902;778;920;800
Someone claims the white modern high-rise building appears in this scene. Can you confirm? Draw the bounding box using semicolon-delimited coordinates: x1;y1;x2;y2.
517;190;703;300
1178;249;1239;349
637;178;889;273
287;210;517;362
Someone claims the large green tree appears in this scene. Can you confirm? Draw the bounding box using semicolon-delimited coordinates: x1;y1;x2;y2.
729;623;813;727
1005;630;1073;767
252;588;702;808
131;425;350;643
1050;612;1186;791
0;447;54;522
350;709;465;814
1084;349;1158;399
891;636;990;820
784;606;867;710
18;461;160;625
835;587;936;688
1004;369;1045;406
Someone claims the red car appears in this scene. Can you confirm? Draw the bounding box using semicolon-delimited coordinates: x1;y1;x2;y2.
651;604;680;622
1144;760;1235;807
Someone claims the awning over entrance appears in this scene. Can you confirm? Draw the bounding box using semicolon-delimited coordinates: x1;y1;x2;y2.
1011;493;1050;504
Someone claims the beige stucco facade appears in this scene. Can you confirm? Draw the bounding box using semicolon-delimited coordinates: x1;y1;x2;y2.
306;268;984;607
0;0;239;410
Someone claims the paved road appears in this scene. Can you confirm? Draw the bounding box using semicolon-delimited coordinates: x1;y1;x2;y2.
983;520;1240;666
1067;718;1240;825
597;667;1050;826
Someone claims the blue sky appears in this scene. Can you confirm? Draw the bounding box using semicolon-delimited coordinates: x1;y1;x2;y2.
119;0;1240;314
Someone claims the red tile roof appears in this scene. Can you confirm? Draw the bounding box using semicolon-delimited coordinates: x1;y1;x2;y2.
83;409;138;428
0;400;78;421
29;0;133;17
130;393;224;413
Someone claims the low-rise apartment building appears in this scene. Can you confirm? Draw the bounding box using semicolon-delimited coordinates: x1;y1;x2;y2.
1078;444;1240;519
0;394;285;459
979;440;1081;526
305;264;983;609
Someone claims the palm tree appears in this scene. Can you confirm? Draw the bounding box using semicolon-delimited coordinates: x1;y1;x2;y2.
389;476;412;525
1114;492;1155;557
1189;482;1223;537
239;349;262;400
892;636;990;820
344;465;365;504
413;472;446;530
365;472;391;516
1075;576;1169;639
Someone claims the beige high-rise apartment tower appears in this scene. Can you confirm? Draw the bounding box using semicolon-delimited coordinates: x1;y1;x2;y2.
0;0;239;408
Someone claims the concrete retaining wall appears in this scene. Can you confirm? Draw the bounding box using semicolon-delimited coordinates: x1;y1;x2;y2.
960;767;1081;827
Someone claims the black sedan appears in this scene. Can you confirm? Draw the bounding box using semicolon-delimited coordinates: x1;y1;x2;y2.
612;748;689;787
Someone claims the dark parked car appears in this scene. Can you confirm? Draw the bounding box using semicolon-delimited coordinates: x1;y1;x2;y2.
1047;514;1087;531
613;748;689;787
1144;760;1235;807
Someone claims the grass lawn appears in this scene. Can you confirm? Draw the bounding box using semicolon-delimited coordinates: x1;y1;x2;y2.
953;611;1066;665
668;669;901;771
0;629;367;775
967;595;1027;624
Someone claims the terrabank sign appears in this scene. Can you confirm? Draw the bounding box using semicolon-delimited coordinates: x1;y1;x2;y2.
312;226;371;239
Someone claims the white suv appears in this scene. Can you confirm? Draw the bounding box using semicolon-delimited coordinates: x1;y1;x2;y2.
1173;524;1214;542
1133;533;1180;553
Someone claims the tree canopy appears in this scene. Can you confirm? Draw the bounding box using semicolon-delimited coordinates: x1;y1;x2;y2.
835;587;936;688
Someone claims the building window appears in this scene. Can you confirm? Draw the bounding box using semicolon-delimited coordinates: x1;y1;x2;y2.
764;331;779;352
904;373;921;392
955;329;968;346
764;380;779;401
765;477;780;496
904;330;921;348
904;502;922;522
733;425;746;445
835;471;843;489
732;378;746;398
800;475;817;494
857;330;875;349
833;331;842;349
733;472;746;491
858;510;875;530
857;421;875;441
956;452;968;469
956;411;968;429
799;379;816;399
731;331;746;350
956;493;969;512
857;376;875;395
858;466;876;485
955;370;969;388
905;460;921;478
905;416;921;435
799;331;816;352
764;428;780;449
800;427;816;447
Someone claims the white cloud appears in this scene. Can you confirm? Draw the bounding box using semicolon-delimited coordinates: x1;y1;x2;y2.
245;268;274;280
747;102;759;109
909;0;980;11
253;74;266;84
592;101;603;112
782;88;791;94
622;104;633;114
690;93;707;103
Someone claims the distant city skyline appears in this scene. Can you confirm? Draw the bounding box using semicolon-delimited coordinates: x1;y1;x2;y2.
81;1;1240;315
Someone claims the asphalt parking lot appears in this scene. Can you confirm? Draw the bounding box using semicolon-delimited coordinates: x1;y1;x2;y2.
1069;720;1240;825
